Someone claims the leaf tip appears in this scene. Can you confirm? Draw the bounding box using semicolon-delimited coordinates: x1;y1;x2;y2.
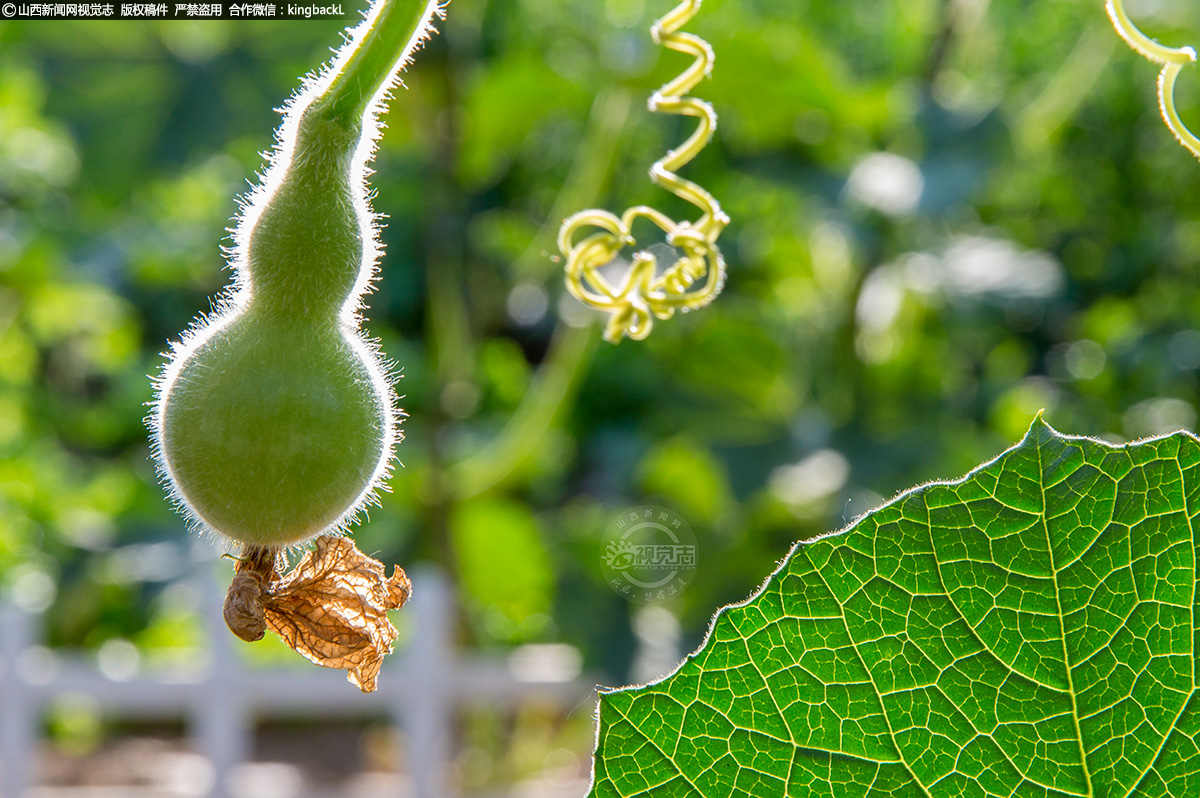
1022;409;1061;443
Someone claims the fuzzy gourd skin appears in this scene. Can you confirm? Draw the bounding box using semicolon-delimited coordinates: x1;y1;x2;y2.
152;0;445;548
160;112;391;547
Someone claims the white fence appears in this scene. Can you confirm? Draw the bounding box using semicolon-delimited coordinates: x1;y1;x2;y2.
0;563;599;798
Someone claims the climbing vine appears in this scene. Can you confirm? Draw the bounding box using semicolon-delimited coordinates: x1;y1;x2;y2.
558;0;730;343
1108;0;1200;158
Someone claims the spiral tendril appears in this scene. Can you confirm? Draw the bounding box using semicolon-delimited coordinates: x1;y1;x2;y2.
558;0;729;343
1107;0;1200;158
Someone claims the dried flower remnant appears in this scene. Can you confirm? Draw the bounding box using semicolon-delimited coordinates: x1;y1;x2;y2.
224;537;412;693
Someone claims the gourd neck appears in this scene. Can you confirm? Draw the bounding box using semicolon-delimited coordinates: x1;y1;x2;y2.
239;0;442;319
244;113;363;318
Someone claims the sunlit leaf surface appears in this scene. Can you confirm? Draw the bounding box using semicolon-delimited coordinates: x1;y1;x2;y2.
591;417;1200;797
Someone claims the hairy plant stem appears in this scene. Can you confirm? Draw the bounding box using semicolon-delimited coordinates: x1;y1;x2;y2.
313;0;442;126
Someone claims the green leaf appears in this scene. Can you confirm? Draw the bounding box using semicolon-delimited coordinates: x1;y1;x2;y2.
451;497;554;643
590;417;1200;797
637;436;733;526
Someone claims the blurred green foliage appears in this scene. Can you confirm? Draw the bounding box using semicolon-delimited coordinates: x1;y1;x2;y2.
1;0;1199;691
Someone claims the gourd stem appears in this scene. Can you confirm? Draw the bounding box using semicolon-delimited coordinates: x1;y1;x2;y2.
312;0;440;125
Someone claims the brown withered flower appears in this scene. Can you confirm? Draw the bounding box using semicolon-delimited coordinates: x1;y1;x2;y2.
223;537;412;693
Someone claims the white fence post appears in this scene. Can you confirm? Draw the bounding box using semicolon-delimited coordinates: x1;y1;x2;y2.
403;569;454;798
0;605;34;798
0;559;596;798
191;571;251;798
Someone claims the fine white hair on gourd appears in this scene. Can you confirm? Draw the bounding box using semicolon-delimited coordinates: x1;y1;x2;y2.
149;0;444;549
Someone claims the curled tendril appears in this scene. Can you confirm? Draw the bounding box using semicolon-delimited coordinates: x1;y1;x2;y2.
1107;0;1200;158
558;0;730;343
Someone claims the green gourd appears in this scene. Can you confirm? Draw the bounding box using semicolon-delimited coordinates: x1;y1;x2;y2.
152;0;444;548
